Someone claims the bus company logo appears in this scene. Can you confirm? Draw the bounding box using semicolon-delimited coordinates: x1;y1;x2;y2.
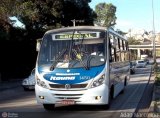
50;76;75;80
65;84;71;89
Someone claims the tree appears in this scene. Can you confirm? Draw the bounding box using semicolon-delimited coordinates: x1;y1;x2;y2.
62;0;96;26
95;3;116;27
0;0;18;31
15;0;63;31
128;37;141;45
14;0;96;30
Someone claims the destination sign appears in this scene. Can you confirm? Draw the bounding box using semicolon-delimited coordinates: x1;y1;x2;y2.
55;33;98;40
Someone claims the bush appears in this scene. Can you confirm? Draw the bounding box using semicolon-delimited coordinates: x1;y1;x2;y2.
154;62;160;86
155;77;160;86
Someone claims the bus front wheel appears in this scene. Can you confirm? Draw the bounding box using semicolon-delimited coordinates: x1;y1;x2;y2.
43;104;55;111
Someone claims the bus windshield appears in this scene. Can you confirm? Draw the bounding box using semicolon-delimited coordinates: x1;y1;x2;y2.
38;30;106;70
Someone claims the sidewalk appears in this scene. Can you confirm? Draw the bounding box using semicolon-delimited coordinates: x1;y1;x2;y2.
0;79;22;91
148;67;160;117
148;84;160;117
154;85;160;112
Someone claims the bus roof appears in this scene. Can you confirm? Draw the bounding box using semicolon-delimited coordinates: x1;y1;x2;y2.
45;26;107;34
44;26;127;41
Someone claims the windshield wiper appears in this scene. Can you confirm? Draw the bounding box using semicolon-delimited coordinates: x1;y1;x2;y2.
72;49;89;70
50;49;67;71
74;32;89;70
68;29;75;60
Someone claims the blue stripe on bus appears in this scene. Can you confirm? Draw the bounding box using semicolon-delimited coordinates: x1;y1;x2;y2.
38;66;104;84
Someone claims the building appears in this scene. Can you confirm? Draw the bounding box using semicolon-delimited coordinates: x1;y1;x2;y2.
125;29;160;59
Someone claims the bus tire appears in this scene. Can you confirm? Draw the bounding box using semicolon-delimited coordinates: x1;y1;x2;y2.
124;77;127;86
43;104;55;111
120;77;127;94
110;85;114;99
120;89;124;94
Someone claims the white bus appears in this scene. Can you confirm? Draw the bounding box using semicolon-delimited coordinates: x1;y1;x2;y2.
35;26;130;110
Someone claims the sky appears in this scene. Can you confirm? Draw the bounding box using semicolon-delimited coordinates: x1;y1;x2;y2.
89;0;160;33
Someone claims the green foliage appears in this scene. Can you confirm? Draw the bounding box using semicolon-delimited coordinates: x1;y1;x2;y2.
0;0;18;26
95;3;116;27
62;0;96;26
155;63;160;86
0;0;96;42
14;0;96;31
127;37;141;45
0;0;17;17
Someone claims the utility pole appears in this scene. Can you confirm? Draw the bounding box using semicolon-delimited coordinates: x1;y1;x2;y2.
71;19;76;27
152;0;156;64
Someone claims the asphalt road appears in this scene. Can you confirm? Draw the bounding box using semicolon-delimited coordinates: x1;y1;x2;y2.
0;65;154;118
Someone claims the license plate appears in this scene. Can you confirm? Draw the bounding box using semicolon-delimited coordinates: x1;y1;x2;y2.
61;100;75;105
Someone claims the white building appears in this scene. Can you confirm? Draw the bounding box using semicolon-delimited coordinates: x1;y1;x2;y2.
125;28;160;44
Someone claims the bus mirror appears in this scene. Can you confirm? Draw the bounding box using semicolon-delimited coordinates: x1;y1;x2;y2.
36;38;42;51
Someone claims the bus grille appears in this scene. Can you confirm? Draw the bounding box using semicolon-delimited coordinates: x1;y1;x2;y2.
49;84;87;89
54;94;83;100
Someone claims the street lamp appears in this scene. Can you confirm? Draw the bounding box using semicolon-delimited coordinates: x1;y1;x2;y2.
151;0;156;63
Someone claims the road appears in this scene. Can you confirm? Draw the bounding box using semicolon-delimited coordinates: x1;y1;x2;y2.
0;65;154;118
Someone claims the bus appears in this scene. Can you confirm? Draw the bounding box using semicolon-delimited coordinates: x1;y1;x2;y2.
35;26;130;110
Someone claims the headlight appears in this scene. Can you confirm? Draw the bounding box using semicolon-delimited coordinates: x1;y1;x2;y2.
22;80;28;85
36;76;48;88
91;75;105;88
40;81;47;88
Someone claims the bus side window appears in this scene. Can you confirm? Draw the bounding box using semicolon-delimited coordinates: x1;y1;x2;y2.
115;36;121;62
109;48;116;62
109;40;112;62
109;33;116;62
120;40;125;61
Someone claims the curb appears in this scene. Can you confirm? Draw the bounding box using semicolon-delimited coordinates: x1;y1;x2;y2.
147;66;156;118
148;72;160;117
148;85;156;118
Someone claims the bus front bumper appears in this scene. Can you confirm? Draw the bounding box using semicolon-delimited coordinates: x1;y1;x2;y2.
35;84;109;105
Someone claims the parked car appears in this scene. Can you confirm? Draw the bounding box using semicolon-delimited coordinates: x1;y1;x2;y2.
136;60;147;68
22;68;35;91
130;61;136;74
